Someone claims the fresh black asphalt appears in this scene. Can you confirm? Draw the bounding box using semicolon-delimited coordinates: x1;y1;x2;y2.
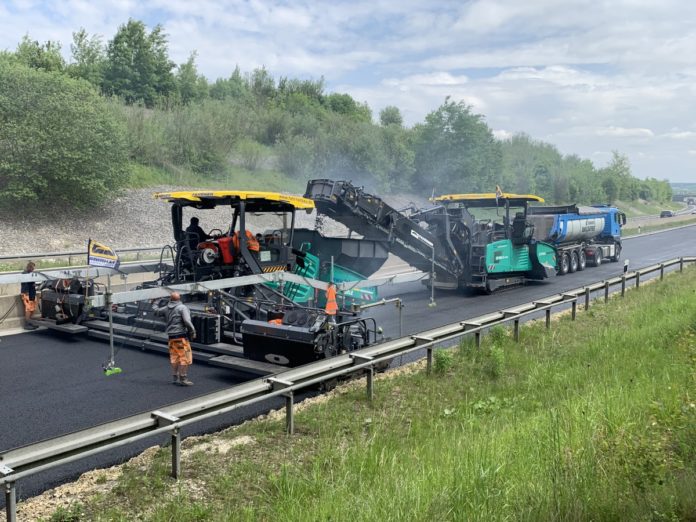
0;225;694;505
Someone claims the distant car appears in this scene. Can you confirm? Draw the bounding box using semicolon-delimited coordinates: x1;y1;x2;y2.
660;210;674;218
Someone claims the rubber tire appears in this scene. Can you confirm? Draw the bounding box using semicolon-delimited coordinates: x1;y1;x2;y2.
569;251;579;273
594;250;602;267
610;244;621;262
558;252;570;275
578;250;587;271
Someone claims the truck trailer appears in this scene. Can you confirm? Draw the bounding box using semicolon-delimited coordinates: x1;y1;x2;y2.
527;204;627;274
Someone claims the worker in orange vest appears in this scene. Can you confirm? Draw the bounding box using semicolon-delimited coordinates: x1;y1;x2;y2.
325;282;338;323
231;229;260;253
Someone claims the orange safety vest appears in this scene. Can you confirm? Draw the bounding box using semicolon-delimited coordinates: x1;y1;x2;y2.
231;230;260;253
268;318;283;325
325;284;338;315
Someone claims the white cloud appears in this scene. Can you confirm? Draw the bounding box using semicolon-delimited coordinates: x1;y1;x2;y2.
596;127;655;138
493;129;513;140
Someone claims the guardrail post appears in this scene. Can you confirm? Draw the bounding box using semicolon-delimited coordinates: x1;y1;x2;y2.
171;427;181;479
636;272;641;289
68;255;73;266
621;275;626;296
366;367;374;402
680;257;684;272
352;354;375;401
604;281;610;303
571;300;577;321
585;288;590;310
2;464;16;522
545;309;551;329
285;392;294;435
514;319;520;341
152;411;181;479
426;347;433;374
268;378;295;435
660;263;664;280
475;331;481;348
397;299;403;338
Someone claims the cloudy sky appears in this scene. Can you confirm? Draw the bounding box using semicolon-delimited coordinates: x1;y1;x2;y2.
1;0;695;183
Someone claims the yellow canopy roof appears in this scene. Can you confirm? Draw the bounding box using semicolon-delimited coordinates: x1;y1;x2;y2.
154;190;315;210
434;193;545;203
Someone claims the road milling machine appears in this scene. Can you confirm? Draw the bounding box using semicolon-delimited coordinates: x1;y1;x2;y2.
306;179;557;293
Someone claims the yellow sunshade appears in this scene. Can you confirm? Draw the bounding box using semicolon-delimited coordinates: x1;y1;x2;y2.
434;193;545;203
154;190;315;210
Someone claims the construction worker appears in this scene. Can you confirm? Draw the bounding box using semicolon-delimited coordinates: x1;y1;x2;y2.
231;229;260;254
20;261;38;330
325;282;338;323
152;292;196;386
185;217;209;251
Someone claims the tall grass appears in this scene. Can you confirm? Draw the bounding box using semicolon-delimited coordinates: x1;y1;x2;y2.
58;268;696;521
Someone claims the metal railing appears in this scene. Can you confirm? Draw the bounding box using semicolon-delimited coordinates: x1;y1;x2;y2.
0;246;164;266
1;255;694;521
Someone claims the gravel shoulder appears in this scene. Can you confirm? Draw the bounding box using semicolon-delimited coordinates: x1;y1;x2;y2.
0;187;426;257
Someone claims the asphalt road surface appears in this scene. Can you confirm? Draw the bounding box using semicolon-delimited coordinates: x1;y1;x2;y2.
1;224;694;505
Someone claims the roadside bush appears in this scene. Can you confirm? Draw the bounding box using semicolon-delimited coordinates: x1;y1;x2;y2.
235;139;267;171
0;58;128;208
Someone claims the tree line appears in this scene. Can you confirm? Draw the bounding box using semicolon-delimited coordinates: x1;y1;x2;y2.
0;19;671;209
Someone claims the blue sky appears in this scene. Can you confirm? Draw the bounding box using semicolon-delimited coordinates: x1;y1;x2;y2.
2;0;696;183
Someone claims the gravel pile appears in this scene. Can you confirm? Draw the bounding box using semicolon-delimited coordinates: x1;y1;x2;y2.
0;187;427;257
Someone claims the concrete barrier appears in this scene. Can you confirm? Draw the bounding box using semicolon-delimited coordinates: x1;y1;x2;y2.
0;291;24;330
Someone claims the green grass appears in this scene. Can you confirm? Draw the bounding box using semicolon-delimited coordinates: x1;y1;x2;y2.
127;162;306;193
617;199;683;218
624;217;696;236
45;268;696;521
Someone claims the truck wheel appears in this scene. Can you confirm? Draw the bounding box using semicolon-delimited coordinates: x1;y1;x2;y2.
594;250;602;267
558;252;570;275
569;251;579;273
578;250;587;271
610;244;621;262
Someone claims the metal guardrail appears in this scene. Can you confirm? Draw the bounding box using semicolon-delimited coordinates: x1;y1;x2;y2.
0;246;164;264
1;255;694;521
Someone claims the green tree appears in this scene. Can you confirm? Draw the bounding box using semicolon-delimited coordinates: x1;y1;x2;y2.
325;93;372;123
15;35;65;72
68;28;106;87
379;105;403;127
0;59;129;208
102;19;175;107
176;52;207;104
209;66;249;101
413;98;501;193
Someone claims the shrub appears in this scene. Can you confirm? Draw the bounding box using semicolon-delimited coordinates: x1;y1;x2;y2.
0;59;128;208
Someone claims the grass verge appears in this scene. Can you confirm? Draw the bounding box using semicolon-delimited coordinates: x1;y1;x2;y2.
624;217;696;237
37;268;696;521
617;199;683;218
127;163;305;193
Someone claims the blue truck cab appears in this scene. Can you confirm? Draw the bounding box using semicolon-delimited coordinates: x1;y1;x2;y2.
591;205;626;241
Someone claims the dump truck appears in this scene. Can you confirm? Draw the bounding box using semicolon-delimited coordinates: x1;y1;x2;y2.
527;204;626;274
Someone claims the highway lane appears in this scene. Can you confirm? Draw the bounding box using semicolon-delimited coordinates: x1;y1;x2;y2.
369;225;696;338
0;225;694;505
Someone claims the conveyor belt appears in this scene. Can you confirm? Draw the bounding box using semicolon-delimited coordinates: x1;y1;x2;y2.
306;179;462;287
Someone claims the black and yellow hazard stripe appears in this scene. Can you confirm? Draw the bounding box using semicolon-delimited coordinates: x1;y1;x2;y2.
262;265;287;273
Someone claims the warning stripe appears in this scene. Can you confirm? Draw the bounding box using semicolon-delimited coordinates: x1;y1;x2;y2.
262;265;286;273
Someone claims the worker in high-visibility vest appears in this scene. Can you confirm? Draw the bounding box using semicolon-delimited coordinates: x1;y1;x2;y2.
325;282;338;323
231;229;260;253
